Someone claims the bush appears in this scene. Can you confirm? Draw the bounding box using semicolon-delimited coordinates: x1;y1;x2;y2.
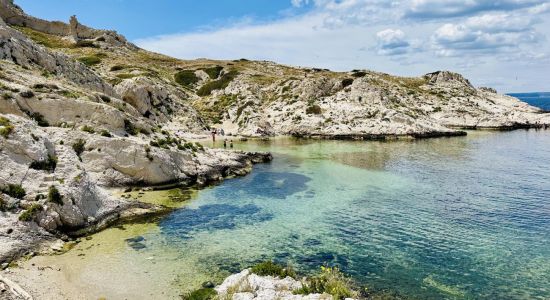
0;195;6;212
145;146;153;161
181;288;217;300
342;78;354;88
293;266;357;300
100;130;112;138
201;66;224;79
110;65;126;72
100;95;111;103
78;56;101;66
1;184;26;199
47;186;63;205
28;112;49;127
19;90;35;98
124;119;139;136
352;71;367;78
306;104;322;115
197;70;239;96
81;125;95;134
29;155;57;172
19;204;43;222
72;139;86;158
75;40;97;48
175;70;199;87
0;116;14;138
251;261;296;279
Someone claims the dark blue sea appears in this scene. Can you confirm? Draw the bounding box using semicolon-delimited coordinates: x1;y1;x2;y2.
509;92;550;110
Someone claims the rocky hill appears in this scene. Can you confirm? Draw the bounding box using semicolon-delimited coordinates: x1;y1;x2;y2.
0;0;271;270
0;0;549;280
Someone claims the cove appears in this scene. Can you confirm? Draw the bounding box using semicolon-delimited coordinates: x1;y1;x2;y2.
13;130;550;300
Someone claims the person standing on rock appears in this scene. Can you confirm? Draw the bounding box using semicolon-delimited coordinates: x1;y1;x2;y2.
223;139;227;148
230;140;234;148
211;129;216;142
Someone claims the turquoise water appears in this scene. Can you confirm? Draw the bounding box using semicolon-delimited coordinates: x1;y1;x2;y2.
152;130;550;299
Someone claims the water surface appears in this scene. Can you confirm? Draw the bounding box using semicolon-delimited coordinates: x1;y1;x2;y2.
25;130;550;300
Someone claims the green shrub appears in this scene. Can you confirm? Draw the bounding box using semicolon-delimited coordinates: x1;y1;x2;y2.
0;195;6;212
145;146;153;161
293;266;357;300
100;130;112;138
29;155;57;172
47;186;63;205
181;288;217;300
342;78;354;88
306;104;322;115
251;261;296;279
81;125;95;134
352;71;367;78
197;70;239;96
18;204;43;222
78;56;101;66
72;139;86;158
201;66;224;79
124;119;139;136
1;184;26;199
19;90;35;98
110;65;126;71
175;70;199;87
75;40;97;48
0;116;14;138
27;112;49;127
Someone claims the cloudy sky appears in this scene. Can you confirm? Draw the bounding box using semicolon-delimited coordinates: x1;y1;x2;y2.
17;0;550;92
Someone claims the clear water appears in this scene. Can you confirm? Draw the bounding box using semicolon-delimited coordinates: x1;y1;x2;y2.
509;92;550;110
26;130;550;300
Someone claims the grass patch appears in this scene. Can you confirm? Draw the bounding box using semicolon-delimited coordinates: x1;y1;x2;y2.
175;70;199;87
13;26;72;49
78;55;102;67
29;155;57;172
0;116;14;138
293;266;357;300
19;204;43;222
181;288;217;300
200;66;224;79
1;184;26;199
116;73;140;79
197;70;239;96
251;261;296;279
47;186;63;205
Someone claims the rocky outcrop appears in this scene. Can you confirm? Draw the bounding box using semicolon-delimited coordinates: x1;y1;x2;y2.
216;269;331;300
0;0;130;46
0;20;115;95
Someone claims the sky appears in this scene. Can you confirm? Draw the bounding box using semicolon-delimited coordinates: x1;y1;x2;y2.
15;0;550;93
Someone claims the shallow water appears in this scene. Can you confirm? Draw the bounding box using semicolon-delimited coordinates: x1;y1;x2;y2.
26;130;550;299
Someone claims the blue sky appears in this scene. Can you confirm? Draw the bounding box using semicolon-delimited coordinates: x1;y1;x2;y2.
15;0;550;92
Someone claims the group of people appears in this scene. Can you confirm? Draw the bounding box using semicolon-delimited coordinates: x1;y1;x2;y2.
211;128;233;148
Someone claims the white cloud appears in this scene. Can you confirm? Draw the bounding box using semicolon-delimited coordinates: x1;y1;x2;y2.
405;0;546;19
135;0;550;92
375;29;412;55
431;12;543;56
